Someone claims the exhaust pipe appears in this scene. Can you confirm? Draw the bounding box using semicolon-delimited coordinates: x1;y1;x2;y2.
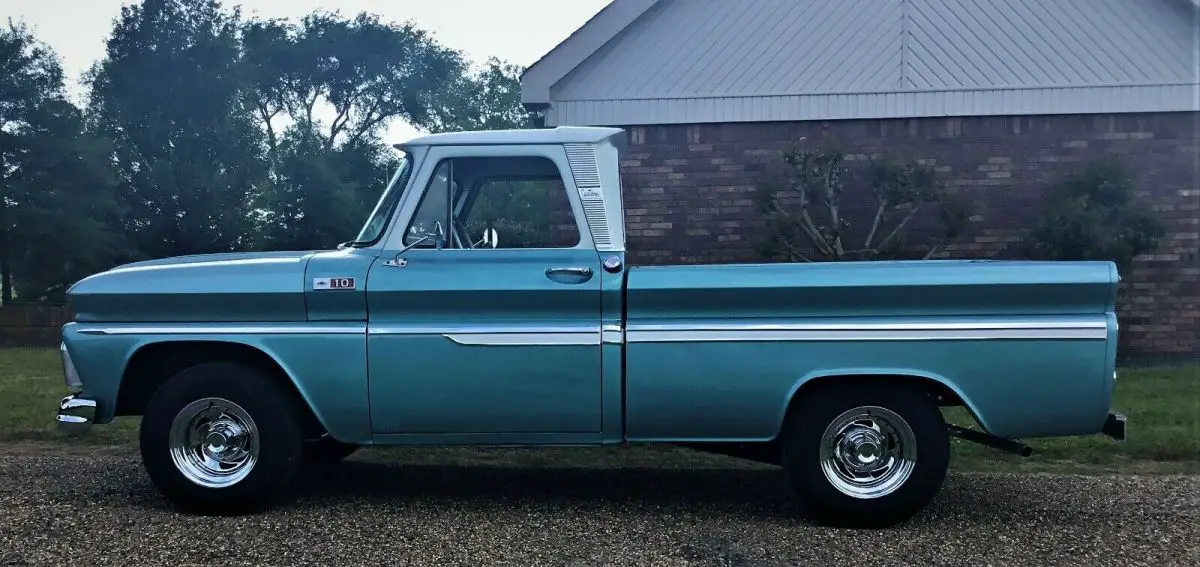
947;425;1033;457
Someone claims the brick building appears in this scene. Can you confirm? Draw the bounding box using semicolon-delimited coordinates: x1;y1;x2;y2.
520;0;1200;358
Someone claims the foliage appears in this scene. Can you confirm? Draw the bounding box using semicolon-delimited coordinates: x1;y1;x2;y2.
425;57;535;133
1021;158;1166;275
240;12;525;250
755;143;972;262
461;180;559;248
85;0;267;260
0;21;118;303
0;2;542;299
242;11;464;149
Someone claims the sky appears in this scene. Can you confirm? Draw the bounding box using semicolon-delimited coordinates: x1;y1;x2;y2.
1;0;612;142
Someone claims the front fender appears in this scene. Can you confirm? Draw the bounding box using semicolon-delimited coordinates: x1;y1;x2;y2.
61;322;371;444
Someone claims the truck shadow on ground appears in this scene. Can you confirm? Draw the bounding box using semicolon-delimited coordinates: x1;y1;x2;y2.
9;447;1102;529
274;455;1016;526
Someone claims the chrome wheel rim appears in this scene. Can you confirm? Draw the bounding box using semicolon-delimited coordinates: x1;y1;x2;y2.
819;406;917;499
168;397;260;488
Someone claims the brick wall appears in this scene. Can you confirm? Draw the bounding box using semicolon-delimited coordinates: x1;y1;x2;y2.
617;112;1200;358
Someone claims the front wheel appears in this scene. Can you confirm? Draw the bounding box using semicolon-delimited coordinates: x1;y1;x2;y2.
780;381;949;528
139;362;305;515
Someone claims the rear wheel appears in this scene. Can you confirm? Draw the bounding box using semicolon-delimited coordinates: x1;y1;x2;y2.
139;362;304;515
780;381;949;528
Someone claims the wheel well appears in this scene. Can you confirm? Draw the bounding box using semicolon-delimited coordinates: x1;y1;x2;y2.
781;374;972;432
792;373;964;406
116;340;326;438
680;375;973;467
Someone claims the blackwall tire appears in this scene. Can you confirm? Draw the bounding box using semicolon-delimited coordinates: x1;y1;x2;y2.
138;362;304;515
780;381;950;528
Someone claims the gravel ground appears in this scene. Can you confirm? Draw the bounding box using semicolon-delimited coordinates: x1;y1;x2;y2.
0;445;1197;567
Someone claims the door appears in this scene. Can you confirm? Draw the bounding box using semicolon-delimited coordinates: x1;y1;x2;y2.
365;144;605;438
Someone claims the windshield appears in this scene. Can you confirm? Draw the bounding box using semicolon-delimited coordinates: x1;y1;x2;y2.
348;155;412;247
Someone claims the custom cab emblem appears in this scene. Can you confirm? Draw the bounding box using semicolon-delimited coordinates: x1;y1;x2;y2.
313;277;356;290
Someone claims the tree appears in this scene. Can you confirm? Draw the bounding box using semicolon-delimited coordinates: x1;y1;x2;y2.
240;10;464;250
85;0;267;260
0;21;117;303
252;132;399;250
755;142;972;262
1022;158;1166;275
425;57;535;133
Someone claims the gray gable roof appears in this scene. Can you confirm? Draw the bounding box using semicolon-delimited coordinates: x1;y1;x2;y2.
520;0;660;107
522;0;1200;126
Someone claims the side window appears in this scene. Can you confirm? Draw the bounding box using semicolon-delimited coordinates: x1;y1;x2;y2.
404;155;581;249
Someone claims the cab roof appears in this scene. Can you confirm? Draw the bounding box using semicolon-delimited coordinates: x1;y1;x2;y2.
397;126;625;149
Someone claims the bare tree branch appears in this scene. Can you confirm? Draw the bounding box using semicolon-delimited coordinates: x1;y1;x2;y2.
875;203;922;253
922;243;943;260
798;207;836;257
346;97;388;145
824;165;844;256
863;199;888;250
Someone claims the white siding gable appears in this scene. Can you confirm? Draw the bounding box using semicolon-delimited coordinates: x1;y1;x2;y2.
525;0;1199;126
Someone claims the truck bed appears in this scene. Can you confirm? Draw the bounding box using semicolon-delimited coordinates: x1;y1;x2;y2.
621;259;1119;442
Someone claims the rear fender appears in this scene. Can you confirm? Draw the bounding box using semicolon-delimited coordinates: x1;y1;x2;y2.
779;368;992;434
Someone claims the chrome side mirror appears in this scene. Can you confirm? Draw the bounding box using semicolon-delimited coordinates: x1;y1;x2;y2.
480;227;498;249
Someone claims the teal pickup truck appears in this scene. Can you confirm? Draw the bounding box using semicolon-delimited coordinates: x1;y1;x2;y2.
55;126;1126;528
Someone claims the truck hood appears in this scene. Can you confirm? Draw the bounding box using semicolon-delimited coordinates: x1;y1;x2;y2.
104;250;317;271
67;251;319;323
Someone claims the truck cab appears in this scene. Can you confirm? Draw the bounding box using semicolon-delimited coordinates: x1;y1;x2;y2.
341;127;629;443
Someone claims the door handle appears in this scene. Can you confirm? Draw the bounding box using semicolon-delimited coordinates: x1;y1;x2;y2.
545;266;593;282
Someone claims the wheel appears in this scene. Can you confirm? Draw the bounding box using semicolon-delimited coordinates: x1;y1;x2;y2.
138;362;305;515
779;381;950;529
302;436;360;463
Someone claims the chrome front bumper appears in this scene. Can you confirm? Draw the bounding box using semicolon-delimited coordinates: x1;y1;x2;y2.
57;341;94;435
57;395;97;435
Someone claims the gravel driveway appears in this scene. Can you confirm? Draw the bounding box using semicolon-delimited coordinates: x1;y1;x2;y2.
1;444;1197;567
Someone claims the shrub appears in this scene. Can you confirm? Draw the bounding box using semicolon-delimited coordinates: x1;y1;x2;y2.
755;143;972;262
1022;158;1166;275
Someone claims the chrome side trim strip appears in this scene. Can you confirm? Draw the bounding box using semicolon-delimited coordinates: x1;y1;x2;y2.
626;328;1107;343
369;324;596;335
443;332;600;346
78;325;365;336
74;320;1107;343
625;319;1108;332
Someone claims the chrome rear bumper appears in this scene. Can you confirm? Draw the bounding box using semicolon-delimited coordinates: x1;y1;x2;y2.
56;395;97;435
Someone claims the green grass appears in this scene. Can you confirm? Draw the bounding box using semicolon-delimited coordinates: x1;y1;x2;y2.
944;363;1200;473
0;348;139;445
2;347;1196;473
